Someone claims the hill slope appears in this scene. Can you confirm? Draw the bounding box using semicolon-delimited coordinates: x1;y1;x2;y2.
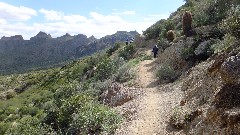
0;31;138;75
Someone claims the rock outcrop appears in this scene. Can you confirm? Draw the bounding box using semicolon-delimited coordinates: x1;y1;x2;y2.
30;31;52;40
1;35;24;41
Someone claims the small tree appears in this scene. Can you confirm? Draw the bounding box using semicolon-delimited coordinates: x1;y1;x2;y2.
182;11;192;37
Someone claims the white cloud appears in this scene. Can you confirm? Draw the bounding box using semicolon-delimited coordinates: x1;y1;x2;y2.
144;13;170;22
0;19;7;25
39;9;63;21
0;3;161;40
0;11;155;39
113;10;136;15
0;2;37;21
63;15;89;23
90;12;125;25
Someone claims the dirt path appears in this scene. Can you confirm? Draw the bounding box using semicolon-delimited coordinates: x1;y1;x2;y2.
115;51;184;135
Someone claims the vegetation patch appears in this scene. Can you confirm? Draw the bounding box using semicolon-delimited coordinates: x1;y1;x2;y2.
156;65;177;83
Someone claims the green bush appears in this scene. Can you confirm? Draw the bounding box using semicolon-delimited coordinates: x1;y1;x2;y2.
5;115;56;135
157;39;171;51
68;102;121;135
143;19;166;40
181;46;195;60
6;91;16;99
159;20;175;40
106;43;121;56
0;122;10;135
222;6;240;39
43;94;121;135
18;106;39;117
156;65;177;83
118;44;136;60
56;94;93;130
211;34;237;54
115;64;134;83
95;57;117;80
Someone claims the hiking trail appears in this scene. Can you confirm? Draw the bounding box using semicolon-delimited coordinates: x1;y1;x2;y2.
115;50;184;135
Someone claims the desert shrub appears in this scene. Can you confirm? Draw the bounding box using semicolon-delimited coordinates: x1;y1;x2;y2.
56;95;93;130
5;115;56;135
159;20;175;40
0;122;10;135
221;5;240;39
118;44;136;60
68;102;121;135
193;39;217;60
18;106;39;117
182;11;192;36
169;107;187;129
166;30;175;42
181;46;195;60
138;54;152;61
115;64;134;83
193;9;209;27
156;65;177;83
43;94;120;135
6;91;16;99
211;34;237;54
106;43;121;56
143;19;166;40
157;39;170;51
95;57;117;80
191;0;240;26
143;18;175;41
53;84;79;106
4;114;20;123
4;106;18;116
113;56;126;69
92;79;113;95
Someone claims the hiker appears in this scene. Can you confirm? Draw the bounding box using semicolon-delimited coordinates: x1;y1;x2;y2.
125;38;129;45
130;38;134;43
152;44;159;58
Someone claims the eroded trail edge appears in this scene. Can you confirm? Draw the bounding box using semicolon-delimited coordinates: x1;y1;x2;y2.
115;57;184;135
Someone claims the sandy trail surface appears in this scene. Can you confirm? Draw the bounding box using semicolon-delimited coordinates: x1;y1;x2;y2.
115;50;184;135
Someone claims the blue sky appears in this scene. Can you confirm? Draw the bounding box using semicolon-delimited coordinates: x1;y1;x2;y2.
0;0;185;39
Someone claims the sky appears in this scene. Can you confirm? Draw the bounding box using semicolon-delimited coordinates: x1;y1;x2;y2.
0;0;185;39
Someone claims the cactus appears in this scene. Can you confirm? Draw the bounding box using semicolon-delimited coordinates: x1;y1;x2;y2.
166;30;175;42
182;11;192;37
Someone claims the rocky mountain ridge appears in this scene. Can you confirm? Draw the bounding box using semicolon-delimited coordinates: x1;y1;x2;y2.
0;31;139;74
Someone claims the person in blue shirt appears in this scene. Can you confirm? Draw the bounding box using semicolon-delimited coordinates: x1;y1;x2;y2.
125;38;129;45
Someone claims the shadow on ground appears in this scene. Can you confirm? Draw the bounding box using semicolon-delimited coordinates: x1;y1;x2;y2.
146;80;159;88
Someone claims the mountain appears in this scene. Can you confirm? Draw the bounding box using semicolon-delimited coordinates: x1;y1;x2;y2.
0;31;139;74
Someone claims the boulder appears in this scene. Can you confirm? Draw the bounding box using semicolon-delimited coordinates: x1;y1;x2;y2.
220;53;240;84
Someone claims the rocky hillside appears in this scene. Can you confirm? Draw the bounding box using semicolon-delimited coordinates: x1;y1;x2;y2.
0;0;240;134
0;31;138;75
142;0;240;134
0;40;151;134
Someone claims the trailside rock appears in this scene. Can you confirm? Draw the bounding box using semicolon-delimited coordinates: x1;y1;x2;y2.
220;53;240;84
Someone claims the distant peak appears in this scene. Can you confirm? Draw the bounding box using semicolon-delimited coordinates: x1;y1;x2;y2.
31;31;52;39
116;31;127;34
89;35;96;39
65;33;71;37
1;35;23;41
